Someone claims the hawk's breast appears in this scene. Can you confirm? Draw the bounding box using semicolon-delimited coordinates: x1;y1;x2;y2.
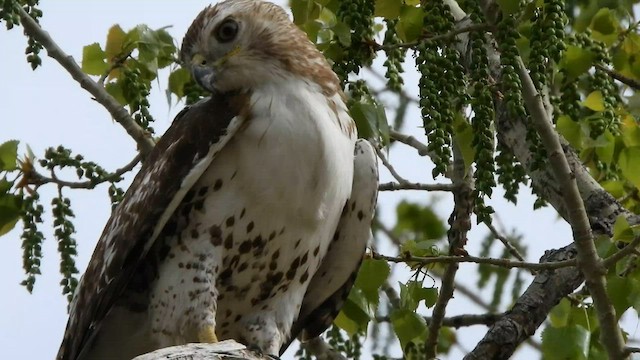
148;76;355;349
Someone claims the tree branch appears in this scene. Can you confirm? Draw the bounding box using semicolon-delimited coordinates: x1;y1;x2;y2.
132;340;269;360
378;182;454;192
595;64;640;91
17;7;156;156
516;57;626;359
484;221;526;262
373;252;576;271
424;141;471;358
378;312;504;329
27;154;141;189
370;23;492;51
389;129;432;156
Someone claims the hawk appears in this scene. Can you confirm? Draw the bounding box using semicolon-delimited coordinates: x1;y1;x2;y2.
56;1;378;359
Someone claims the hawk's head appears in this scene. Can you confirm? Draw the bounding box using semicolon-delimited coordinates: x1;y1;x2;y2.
181;0;340;95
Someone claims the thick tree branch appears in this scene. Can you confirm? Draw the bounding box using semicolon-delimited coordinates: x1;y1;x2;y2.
464;245;583;359
17;7;156;156
516;58;626;359
132;341;269;360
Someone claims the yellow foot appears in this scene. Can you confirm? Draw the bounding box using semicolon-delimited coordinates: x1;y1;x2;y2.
198;326;219;343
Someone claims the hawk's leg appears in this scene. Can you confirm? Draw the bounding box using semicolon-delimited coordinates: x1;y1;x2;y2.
238;315;283;356
150;243;222;346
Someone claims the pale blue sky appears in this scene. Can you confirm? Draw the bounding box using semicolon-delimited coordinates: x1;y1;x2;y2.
0;1;593;359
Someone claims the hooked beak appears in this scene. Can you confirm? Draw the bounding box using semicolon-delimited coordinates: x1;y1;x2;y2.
191;65;217;93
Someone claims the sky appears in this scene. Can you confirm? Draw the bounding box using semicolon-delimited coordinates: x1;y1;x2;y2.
0;1;612;359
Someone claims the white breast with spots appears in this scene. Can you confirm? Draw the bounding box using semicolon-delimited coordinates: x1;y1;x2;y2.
149;76;355;353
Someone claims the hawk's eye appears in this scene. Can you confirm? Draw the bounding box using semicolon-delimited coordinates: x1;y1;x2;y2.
215;19;239;43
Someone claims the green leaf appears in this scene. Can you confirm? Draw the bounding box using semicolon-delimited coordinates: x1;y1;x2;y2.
541;324;590;360
561;45;594;80
453;114;475;173
602;180;625;199
390;309;427;350
395;200;446;239
549;298;572;327
583;90;605;112
612;214;634;243
556;115;582;149
0;140;19;171
105;81;127;106
335;288;372;334
350;99;389;145
606;276;640;317
400;280;438;311
396;5;424;42
495;0;521;15
105;24;126;61
621;114;640;147
334;308;359;335
619;147;640;189
594;130;615;165
589;8;619;45
400;239;439;257
333;21;351;47
0;192;22;237
355;258;390;304
168;68;192;98
375;0;401;18
81;43;108;76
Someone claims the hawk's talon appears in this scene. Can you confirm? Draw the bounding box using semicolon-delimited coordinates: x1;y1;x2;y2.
245;344;281;360
198;326;219;343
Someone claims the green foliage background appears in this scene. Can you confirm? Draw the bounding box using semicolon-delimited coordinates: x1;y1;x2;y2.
3;0;640;358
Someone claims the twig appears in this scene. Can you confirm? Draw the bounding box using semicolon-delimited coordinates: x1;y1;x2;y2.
28;154;141;189
373;252;576;271
379;182;454;192
595;64;640;91
377;312;504;329
389;129;432;156
375;147;410;185
370;23;492;51
17;7;156;156
484;221;526;262
625;346;640;355
516;57;626;359
603;235;640;268
424;141;471;358
97;52;131;86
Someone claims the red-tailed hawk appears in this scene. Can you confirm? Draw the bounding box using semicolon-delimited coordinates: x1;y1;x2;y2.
56;1;378;359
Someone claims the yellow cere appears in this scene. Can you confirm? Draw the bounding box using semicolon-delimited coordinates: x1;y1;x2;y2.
191;53;207;66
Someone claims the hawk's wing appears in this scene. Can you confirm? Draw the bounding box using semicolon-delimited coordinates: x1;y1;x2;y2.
57;92;249;360
283;139;378;353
